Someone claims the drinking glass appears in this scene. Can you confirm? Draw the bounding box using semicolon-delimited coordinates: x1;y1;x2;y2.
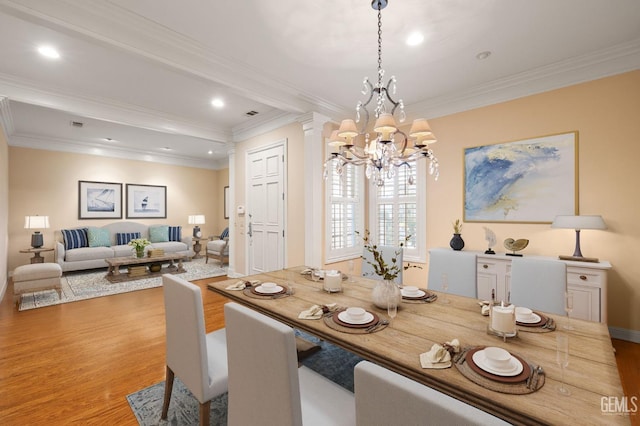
440;273;450;304
556;335;571;395
387;288;398;330
347;260;355;282
563;291;574;330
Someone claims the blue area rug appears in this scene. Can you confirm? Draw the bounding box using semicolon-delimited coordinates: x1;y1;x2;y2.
126;331;363;425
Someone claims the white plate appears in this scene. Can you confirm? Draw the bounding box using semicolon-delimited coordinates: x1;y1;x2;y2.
402;289;426;298
254;283;284;294
337;311;374;325
516;313;542;324
472;350;523;376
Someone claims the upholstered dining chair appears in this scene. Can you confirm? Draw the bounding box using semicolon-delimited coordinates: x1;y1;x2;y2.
354;361;510;425
510;257;567;315
206;227;229;265
224;302;356;426
427;248;478;298
161;274;228;426
361;245;404;284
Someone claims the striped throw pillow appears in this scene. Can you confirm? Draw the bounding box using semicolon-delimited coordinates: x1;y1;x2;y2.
116;232;141;245
168;226;182;242
220;227;229;240
62;228;89;250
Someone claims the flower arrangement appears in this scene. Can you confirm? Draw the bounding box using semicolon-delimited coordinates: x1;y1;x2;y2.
128;238;151;251
357;230;421;281
453;219;463;234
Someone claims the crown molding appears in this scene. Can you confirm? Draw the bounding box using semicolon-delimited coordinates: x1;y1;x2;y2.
9;133;226;170
408;38;640;120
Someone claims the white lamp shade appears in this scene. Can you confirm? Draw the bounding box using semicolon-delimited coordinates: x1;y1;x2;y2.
551;215;606;230
337;119;359;138
373;113;397;137
188;215;206;225
24;215;50;229
328;130;347;147
409;118;433;138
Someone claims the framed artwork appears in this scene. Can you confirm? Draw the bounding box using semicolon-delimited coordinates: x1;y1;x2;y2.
224;186;229;219
78;180;123;219
464;131;578;223
126;184;167;218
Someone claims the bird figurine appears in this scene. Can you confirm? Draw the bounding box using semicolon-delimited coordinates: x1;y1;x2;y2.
483;227;496;254
504;238;529;256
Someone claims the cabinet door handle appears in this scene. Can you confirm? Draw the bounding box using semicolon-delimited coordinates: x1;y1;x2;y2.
580;275;587;281
482;264;488;269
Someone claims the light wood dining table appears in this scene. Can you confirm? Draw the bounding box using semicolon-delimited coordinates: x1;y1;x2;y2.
207;266;629;426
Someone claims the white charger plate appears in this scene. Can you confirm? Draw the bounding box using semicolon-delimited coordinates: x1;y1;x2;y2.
472;350;523;376
401;289;426;298
516;313;542;324
254;283;284;294
337;311;374;325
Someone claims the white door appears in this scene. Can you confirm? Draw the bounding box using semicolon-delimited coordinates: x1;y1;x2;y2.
246;142;285;274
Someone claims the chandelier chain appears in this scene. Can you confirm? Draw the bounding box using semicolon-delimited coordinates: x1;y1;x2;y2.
377;1;383;89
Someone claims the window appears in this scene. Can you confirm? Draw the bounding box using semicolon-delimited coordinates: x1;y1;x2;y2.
369;162;426;262
325;161;364;262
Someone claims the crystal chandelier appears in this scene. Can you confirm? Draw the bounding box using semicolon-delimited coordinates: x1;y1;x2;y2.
324;0;439;187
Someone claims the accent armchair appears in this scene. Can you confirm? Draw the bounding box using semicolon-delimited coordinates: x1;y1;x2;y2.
206;227;229;266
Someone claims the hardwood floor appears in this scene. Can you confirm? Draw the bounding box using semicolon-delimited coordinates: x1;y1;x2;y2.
0;276;638;425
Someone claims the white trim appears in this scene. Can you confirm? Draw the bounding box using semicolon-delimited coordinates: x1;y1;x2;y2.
609;326;640;344
227;148;237;276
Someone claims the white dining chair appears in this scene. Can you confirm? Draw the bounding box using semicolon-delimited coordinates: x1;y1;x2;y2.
161;274;228;426
361;245;404;284
354;361;510;425
510;257;567;315
428;248;477;298
224;302;355;426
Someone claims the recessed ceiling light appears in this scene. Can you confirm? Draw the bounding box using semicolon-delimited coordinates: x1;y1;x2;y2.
161;147;173;151
208;150;213;155
406;32;424;46
476;51;492;60
211;98;224;108
37;45;60;59
104;138;115;142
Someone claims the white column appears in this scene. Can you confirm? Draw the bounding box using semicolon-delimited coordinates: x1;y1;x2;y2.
227;147;239;277
298;112;331;268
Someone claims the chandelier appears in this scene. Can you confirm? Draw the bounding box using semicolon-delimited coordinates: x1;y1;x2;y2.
324;0;439;187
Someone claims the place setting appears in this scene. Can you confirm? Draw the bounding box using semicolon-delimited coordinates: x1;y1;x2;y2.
453;345;545;394
323;306;389;334
400;285;437;303
240;281;293;299
515;307;556;333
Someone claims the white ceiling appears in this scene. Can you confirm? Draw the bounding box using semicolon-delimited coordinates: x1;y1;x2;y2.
0;0;639;169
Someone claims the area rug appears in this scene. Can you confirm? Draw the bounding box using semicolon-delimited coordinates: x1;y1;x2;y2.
18;258;227;311
126;331;363;425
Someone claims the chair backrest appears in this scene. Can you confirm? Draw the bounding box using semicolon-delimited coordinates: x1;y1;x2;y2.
224;302;303;426
361;245;403;284
427;248;477;298
354;361;510;425
510;257;567;315
162;274;210;402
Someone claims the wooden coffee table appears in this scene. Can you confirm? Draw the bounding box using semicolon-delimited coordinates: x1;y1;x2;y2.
105;253;187;283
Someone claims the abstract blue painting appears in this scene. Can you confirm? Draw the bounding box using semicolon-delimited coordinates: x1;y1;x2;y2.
464;132;577;223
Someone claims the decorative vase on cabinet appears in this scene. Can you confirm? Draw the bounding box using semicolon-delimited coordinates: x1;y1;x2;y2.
450;234;465;251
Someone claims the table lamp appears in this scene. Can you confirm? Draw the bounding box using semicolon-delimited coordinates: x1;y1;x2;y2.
24;215;50;248
551;215;606;262
188;215;205;238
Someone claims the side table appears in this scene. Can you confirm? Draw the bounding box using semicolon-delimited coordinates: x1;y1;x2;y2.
20;247;54;264
192;237;207;259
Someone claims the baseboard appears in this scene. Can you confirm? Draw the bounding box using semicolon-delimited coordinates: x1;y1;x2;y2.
609;326;640;343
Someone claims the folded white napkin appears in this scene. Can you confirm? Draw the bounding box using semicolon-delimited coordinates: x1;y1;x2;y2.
300;268;313;275
481;305;490;316
225;280;261;291
298;303;337;320
420;338;460;369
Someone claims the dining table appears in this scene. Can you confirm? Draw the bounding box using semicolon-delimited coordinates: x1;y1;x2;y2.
206;266;629;426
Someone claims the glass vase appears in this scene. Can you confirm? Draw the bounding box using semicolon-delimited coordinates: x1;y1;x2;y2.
372;279;402;309
135;247;145;258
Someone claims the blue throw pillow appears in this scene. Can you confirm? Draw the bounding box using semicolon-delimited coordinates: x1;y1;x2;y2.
168;226;182;242
116;232;141;245
87;227;111;247
149;225;169;243
220;227;229;240
62;228;88;250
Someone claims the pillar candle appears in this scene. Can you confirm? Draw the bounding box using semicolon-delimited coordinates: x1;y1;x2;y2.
324;270;342;292
491;305;516;333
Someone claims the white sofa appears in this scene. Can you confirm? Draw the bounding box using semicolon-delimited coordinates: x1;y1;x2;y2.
54;221;193;272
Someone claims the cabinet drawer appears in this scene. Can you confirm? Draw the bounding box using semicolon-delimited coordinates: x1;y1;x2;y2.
478;261;498;273
567;270;603;287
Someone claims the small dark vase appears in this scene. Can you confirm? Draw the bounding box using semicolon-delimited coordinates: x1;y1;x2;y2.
450;233;465;251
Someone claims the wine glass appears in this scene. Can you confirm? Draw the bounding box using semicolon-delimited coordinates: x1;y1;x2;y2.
347;260;355;282
387;289;398;330
556;334;571;395
440;273;450;304
563;291;574;330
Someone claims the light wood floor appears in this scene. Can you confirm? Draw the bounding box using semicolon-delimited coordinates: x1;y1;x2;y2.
0;276;638;425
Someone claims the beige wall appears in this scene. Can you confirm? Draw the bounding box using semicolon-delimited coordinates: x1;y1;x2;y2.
7;147;226;272
0;125;8;299
232;122;305;273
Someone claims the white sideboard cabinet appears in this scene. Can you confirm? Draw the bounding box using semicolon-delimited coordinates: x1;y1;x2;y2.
475;253;611;323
